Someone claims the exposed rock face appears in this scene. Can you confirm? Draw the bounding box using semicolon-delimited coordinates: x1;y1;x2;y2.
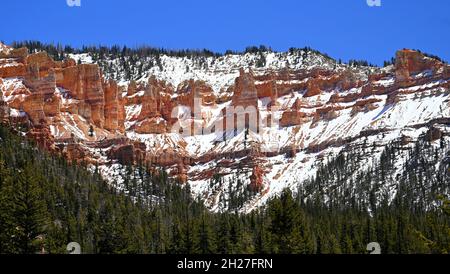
117;96;127;133
60;143;89;164
0;46;28;59
395;49;445;87
58;64;105;127
124;76;173;134
249;165;265;192
137;84;160;120
304;70;362;97
177;79;216;109
26;52;57;78
232;69;258;108
280;110;309;127
0;60;26;78
134;118;167;134
103;79;123;132
226;69;261;133
0;46;28;78
153;79;175;125
109;144;135;165
127;80;138;96
26;124;57;151
255;74;278;100
108;141;147;165
0;43;125;156
24;73;59;122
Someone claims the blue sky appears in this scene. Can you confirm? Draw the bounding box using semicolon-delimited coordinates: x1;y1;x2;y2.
0;0;449;65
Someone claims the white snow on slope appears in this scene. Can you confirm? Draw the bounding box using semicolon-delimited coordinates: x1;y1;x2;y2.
69;50;370;96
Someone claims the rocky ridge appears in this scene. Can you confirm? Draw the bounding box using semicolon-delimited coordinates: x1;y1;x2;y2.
1;42;449;212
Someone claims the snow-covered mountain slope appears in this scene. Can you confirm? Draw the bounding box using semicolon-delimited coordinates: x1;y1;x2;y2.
70;48;374;95
1;42;449;212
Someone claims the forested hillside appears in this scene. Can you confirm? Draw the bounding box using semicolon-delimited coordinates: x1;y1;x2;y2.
0;124;449;254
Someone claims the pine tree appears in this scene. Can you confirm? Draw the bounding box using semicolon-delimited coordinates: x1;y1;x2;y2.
194;214;216;254
168;221;186;254
268;189;313;254
0;160;16;253
216;214;231;254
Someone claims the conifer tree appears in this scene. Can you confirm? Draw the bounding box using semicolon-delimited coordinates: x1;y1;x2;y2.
194;214;216;254
216;214;231;254
0;160;16;253
10;164;49;254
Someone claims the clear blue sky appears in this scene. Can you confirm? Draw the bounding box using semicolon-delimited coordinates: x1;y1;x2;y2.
1;0;449;65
